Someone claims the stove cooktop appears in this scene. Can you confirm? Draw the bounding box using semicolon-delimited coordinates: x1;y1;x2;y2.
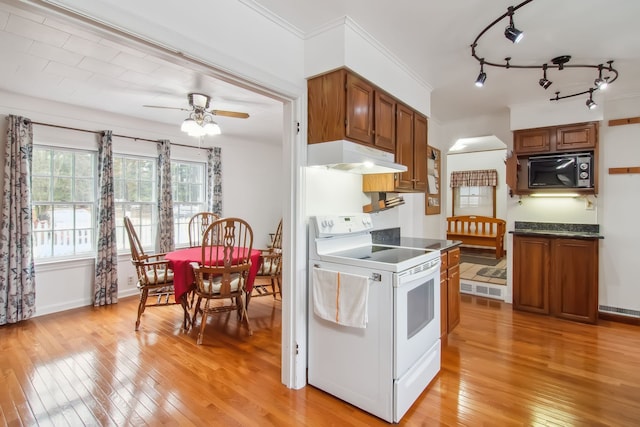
318;244;440;272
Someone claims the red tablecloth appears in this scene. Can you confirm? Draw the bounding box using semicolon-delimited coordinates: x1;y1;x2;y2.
165;247;262;303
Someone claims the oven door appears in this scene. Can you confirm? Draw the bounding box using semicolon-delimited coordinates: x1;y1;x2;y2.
393;259;441;379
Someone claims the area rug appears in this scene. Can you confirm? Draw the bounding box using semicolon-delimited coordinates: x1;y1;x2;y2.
476;267;507;280
460;254;503;267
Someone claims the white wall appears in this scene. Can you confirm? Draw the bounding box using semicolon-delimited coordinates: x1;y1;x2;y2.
0;91;283;316
598;96;640;314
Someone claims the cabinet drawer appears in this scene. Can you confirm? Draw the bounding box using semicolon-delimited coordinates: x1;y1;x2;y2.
447;247;460;267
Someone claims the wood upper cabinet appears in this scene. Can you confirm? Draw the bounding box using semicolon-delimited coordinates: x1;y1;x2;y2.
308;68;396;152
374;91;396;151
514;127;551;154
394;105;427;192
513;235;598;324
510;121;599;196
395;103;415;190
413;114;428;192
345;73;374;145
555;122;597;151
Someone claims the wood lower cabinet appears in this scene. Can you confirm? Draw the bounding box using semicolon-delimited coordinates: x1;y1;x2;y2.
513;235;598;324
440;246;460;341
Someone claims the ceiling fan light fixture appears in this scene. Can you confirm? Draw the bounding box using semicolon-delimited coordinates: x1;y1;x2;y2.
203;121;221;135
181;118;198;133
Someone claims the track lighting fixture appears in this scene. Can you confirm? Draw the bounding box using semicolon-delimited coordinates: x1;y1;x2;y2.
475;60;487;87
594;64;609;90
504;6;524;43
470;0;619;106
586;89;597;110
539;64;552;89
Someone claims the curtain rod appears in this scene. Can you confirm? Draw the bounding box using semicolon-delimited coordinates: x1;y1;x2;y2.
28;120;204;149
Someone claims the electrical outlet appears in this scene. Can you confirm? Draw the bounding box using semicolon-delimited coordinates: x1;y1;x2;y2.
585;198;595;210
127;276;134;286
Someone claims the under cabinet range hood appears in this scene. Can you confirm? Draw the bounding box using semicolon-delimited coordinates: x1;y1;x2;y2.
307;140;407;174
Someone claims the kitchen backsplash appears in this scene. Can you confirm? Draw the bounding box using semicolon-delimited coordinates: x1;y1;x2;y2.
372;227;401;245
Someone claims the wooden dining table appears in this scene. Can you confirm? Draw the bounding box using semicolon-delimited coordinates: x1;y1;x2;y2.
165;246;262;306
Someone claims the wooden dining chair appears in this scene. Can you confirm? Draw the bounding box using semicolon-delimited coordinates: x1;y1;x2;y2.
188;212;220;248
190;217;254;344
251;218;282;301
123;216;176;331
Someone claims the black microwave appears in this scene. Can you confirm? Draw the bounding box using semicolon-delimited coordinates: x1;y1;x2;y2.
528;152;594;189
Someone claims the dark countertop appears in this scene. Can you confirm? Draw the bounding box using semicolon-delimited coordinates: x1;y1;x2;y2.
510;221;603;239
371;227;461;251
398;237;462;251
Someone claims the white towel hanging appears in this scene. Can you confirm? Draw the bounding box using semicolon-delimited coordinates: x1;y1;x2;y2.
313;267;369;328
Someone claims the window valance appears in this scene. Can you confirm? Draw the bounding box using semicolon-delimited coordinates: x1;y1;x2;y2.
450;169;498;188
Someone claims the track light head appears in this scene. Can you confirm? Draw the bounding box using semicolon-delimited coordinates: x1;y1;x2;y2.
539;64;552;89
586;89;597;109
594;65;609;90
504;25;523;43
539;78;552;89
475;60;486;87
504;7;523;43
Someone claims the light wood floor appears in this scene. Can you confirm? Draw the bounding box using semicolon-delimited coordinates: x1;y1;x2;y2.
1;294;639;426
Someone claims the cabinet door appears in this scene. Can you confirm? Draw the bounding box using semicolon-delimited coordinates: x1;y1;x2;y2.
346;73;374;145
556;122;597;151
413;114;428;192
513;236;550;314
440;270;448;341
395;103;414;191
447;264;460;332
514;128;551;154
307;69;347;144
550;239;598;323
374;91;396;152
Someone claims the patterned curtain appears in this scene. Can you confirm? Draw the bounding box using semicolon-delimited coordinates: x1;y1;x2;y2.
450;169;498;187
94;131;118;306
0;116;36;324
207;147;223;215
156;140;174;252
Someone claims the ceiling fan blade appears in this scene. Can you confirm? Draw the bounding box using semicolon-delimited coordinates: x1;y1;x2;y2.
143;105;191;112
211;109;250;119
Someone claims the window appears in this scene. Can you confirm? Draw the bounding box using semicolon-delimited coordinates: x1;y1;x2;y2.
453;186;494;217
32;146;96;259
113;155;157;252
172;160;206;247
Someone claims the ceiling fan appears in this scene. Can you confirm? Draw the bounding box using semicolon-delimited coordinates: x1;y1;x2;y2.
144;93;249;137
144;93;249;118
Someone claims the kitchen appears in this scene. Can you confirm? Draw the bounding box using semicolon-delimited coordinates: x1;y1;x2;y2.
1;0;640;424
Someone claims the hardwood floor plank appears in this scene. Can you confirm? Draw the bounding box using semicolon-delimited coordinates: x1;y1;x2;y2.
1;294;640;425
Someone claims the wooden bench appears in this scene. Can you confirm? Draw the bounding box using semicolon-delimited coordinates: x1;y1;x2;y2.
446;215;506;259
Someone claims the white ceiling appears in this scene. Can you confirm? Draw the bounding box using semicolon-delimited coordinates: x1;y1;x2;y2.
2;0;640;149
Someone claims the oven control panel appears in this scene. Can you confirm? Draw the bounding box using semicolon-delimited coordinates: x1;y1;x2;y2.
313;214;373;237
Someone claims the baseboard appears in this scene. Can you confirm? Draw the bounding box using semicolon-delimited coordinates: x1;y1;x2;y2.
598;311;640;326
460;280;506;301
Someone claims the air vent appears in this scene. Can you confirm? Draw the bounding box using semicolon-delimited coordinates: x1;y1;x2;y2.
460;280;505;301
599;305;640;318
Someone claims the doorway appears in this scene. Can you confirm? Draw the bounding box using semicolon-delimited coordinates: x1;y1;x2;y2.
446;136;508;301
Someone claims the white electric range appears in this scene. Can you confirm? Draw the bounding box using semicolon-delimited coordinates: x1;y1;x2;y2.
308;213;441;423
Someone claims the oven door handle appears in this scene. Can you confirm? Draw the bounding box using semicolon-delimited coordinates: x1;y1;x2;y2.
313;264;382;282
